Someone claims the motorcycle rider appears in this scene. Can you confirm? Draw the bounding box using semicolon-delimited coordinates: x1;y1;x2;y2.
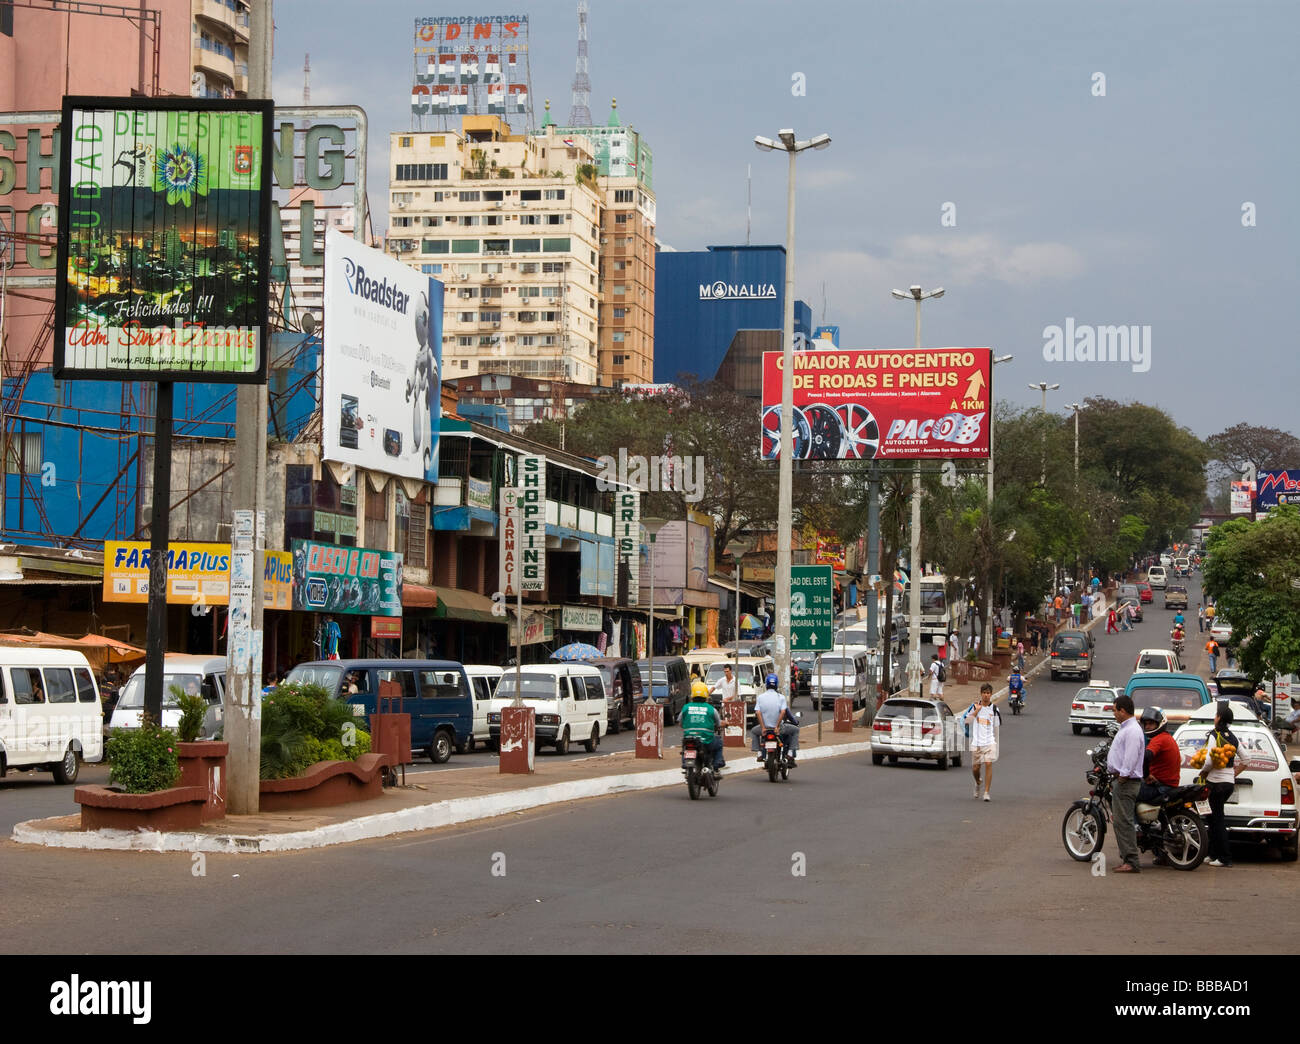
1008;666;1026;707
1170;622;1186;652
752;673;799;764
680;680;725;775
1138;707;1181;805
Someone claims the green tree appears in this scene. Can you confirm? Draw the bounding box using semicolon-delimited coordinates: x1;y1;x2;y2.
1201;506;1300;680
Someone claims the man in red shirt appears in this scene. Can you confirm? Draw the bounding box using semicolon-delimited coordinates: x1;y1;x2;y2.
1139;706;1182;804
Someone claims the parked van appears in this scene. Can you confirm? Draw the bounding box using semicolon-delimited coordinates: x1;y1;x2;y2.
635;656;691;724
810;648;873;711
0;647;103;784
284;659;473;763
486;663;606;754
590;656;642;733
109;654;226;740
1049;629;1094;682
462;665;504;749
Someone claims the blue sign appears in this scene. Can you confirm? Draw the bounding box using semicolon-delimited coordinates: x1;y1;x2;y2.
306;577;328;608
1257;469;1300;509
812;325;840;347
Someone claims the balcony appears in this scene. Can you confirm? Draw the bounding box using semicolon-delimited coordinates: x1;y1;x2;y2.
192;43;236;84
196;0;240;34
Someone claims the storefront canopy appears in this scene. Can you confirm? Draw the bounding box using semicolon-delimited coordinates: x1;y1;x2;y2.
433;588;503;625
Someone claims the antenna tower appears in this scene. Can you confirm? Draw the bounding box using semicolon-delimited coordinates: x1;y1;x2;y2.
568;2;592;126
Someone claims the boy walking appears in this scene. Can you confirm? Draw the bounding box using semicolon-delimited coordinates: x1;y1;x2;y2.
967;683;1000;801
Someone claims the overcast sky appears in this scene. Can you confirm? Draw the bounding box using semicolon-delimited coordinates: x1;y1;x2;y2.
271;0;1299;439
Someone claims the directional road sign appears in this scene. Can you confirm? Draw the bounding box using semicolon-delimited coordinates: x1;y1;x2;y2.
790;565;834;651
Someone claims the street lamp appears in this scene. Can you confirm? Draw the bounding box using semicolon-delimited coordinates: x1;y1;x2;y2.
755;127;831;698
725;536;753;675
1029;381;1060;484
1065;402;1086;485
891;285;945;695
983;353;1013;656
643;517;668;714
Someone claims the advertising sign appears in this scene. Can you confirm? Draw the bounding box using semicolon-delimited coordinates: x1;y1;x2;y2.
371;616;402;639
615;490;640;604
290;539;403;616
323;229;444;482
54;98;273;382
103;541;290;609
561;605;602;631
815;537;846;571
790;565;834;651
467;476;493;511
499;486;521;597
411;15;531;117
1230;480;1255;514
518;454;546;591
760;347;993;460
1257;469;1300;509
508;609;552;646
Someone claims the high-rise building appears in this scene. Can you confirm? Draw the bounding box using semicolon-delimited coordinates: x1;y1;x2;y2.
385;115;603;386
190;0;251;100
278;190;356;329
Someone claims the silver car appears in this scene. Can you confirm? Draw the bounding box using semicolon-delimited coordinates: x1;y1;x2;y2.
871;697;962;769
1068;682;1122;735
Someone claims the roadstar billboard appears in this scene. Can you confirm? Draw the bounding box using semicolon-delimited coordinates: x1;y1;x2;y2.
760;347;993;460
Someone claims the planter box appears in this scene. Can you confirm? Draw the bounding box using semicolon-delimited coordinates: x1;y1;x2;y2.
76;784;208;832
966;660;996;683
259;753;393;812
177;741;228;822
951;659;971;686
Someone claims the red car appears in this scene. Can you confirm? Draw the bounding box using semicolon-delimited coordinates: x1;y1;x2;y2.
1137;582;1153;603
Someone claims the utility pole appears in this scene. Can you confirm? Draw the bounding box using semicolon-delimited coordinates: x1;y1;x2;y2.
225;0;273;814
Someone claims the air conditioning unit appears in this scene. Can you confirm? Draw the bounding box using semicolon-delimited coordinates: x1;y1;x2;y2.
395;201;407;209
520;201;528;208
494;202;503;209
460;273;469;280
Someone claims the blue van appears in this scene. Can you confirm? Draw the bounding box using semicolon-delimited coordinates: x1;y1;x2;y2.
284;659;474;764
1124;672;1212;733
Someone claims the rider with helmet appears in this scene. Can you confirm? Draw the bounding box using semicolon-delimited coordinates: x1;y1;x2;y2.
1008;666;1026;706
751;673;799;764
680;679;725;774
1138;706;1181;805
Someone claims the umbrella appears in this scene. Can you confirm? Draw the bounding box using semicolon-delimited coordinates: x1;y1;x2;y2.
738;614;764;638
550;642;603;662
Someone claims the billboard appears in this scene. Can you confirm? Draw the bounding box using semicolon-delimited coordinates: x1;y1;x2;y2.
1230;480;1255;514
323;229;444;482
103;542;291;609
411;15;531;117
290;539;403;616
53;97;273;382
1257;469;1300;509
760;348;993;460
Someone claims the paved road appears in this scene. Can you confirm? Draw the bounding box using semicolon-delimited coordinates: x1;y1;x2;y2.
4;572;1292;955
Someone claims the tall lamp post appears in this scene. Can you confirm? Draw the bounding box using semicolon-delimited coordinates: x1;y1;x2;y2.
1029;381;1059;485
983;353;1013;657
1065;402;1085;486
725;537;753;674
643;517;668;713
891;285;945;694
755;128;830;698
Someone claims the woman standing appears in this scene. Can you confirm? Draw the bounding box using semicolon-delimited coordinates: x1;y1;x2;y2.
1198;702;1246;868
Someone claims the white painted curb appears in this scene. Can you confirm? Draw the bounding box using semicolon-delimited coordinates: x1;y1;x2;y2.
11;740;876;854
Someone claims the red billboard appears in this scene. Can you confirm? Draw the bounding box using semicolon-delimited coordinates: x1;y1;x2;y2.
760;348;992;460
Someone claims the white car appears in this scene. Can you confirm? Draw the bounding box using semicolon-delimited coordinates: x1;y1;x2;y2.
1147;566;1168;589
1209;617;1233;644
871;697;962;769
1068;682;1122;736
1133;649;1182;675
1173;703;1299;862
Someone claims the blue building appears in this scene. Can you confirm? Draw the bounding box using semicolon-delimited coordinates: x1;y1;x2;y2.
653;244;810;393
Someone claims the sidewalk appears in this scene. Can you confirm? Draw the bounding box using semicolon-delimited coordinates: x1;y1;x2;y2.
11;718;870;855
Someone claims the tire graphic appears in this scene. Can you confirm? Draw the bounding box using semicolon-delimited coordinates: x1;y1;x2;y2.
835;403;880;459
761;405;810;459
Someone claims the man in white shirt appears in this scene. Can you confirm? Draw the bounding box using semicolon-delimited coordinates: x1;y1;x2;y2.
948;631;961;661
967;683;1000;800
929;654;944;697
751;674;799;762
709;663;738;704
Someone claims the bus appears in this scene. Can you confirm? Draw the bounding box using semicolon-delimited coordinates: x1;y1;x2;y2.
900;575;958;645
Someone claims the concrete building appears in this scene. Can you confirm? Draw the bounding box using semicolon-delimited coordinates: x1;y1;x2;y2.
385;115;603;386
190;0;251;100
278;189;356;330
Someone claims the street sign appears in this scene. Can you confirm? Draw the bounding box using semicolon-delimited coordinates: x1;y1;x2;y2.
790;565;834;651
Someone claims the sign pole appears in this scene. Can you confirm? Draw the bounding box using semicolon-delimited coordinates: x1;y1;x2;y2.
141;381;173;726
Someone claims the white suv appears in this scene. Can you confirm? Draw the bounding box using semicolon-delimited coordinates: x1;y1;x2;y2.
1174;704;1299;862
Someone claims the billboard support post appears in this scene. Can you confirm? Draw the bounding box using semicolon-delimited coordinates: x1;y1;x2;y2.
228;0;273;814
142;382;173;726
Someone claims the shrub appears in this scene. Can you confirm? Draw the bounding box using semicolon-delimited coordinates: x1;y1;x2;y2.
173;685;208;743
260;682;368;779
106;716;180;793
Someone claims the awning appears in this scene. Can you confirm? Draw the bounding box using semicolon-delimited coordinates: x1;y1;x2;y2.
402;584;438;609
433;587;504;625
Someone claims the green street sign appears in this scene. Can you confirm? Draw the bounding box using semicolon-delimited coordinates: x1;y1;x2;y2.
790;565;834;650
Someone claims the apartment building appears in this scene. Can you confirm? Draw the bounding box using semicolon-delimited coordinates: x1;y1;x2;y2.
278;190;356;329
191;0;250;99
385;116;603;387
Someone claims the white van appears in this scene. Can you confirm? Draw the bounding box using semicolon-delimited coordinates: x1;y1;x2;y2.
810;648;873;711
109;654;226;740
1146;566;1168;589
0;648;103;784
486;664;606;754
462;664;504;748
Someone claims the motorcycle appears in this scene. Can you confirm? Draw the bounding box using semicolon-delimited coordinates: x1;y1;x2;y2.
1171;635;1185;658
760;724;797;782
1009;687;1025;715
681;736;720;800
1061;736;1211;870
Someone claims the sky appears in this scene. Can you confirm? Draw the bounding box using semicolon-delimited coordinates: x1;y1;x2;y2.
270;0;1300;440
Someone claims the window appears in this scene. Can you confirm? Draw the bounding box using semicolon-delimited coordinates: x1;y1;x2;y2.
484;215;503;226
483;190;504;202
479;310;502;322
451;239;479;253
399;136;412;147
377;669;418;702
613;260;626;270
421;239;449;254
480;262;502;273
422;216;442;227
542;261;566;273
612;332;625;342
613;354;627;366
542;237;571;252
392;216;412;227
512;238;541;253
544;189;565;200
460;359;469;369
458;311;475;323
520;189;541;201
11;668;43;704
433;191;446;202
613;285;626;295
458;336;474;346
458;190;481;202
459;215;480;226
480;286;502;299
518;262;539;273
419;669;463;699
394;163;447;181
44;668;76;704
613;308;626;318
5;431;41;475
478;336;496;346
520;335;536;346
615;213;628;224
519;214;540;225
391;192;413;206
458;287;478;299
541;335;557;346
541;286;562;298
545;214;565;225
483;238;509;255
614;189;634;203
421;264;437;274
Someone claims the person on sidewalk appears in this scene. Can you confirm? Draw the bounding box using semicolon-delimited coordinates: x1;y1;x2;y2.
1206;638;1220;675
967;683;1000;801
1197;603;1205;633
929;653;945;698
1106;694;1145;872
1196;702;1246;868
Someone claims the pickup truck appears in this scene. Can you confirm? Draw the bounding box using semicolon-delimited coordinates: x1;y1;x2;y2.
1164;584;1188;611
